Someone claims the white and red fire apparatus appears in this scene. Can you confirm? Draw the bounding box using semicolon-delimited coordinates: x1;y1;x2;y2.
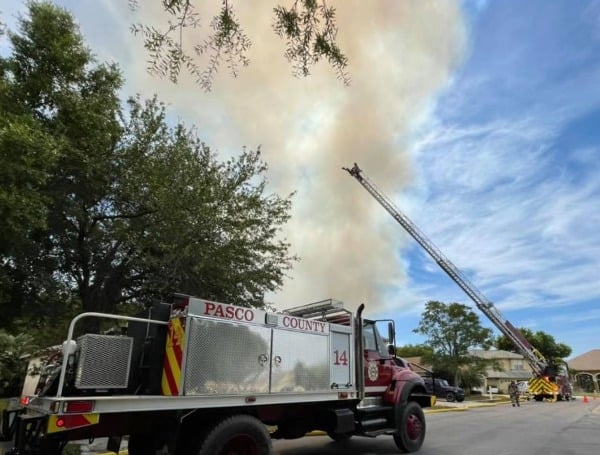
1;294;433;454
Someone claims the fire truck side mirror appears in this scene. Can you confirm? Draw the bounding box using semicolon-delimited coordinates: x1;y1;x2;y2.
387;322;395;347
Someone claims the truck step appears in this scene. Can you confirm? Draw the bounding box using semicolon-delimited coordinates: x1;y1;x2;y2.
361;428;396;438
357;417;389;431
356;404;393;414
356;404;394;425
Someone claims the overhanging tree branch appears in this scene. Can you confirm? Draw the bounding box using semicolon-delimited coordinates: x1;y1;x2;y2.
129;0;349;90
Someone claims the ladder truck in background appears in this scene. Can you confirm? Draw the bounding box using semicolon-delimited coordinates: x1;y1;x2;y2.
344;163;572;402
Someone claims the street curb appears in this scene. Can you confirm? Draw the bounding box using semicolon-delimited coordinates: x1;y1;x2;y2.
425;406;469;413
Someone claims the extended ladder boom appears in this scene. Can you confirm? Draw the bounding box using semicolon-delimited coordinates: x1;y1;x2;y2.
344;163;547;375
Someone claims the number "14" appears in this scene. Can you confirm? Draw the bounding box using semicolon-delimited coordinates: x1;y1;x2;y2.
333;350;348;366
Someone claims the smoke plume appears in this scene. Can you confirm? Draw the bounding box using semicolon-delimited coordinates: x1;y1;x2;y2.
126;0;466;313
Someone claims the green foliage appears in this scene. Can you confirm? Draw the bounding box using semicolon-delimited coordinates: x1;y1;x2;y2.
0;117;56;255
129;0;348;90
414;301;495;386
273;0;349;84
495;327;572;363
455;368;484;390
0;2;297;340
0;330;37;397
117;96;296;309
1;0;124;333
130;0;251;91
396;343;433;359
414;301;494;355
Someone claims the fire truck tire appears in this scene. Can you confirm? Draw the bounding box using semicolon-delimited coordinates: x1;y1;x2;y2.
197;414;272;455
393;401;426;453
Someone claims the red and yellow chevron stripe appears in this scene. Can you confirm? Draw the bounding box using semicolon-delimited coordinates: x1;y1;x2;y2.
529;377;559;396
47;413;99;433
161;317;185;396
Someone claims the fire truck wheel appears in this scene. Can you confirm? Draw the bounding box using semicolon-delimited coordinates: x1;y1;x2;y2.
393;401;426;453
197;414;273;455
327;431;353;442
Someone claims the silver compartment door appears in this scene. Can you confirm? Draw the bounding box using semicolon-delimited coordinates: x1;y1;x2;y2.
183;318;272;395
330;330;352;388
271;329;330;393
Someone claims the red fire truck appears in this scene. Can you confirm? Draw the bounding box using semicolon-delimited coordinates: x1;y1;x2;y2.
1;294;433;454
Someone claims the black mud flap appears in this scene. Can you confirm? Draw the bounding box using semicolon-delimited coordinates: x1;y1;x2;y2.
2;412;65;455
1;408;22;442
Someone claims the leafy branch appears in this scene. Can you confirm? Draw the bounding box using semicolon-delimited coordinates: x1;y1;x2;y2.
129;0;349;90
273;0;349;84
130;0;250;91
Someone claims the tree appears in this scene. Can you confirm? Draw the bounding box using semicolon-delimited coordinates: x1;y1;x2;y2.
495;328;572;363
0;0;83;330
116;96;296;310
129;0;349;90
0;330;37;397
414;301;495;386
0;1;296;337
396;344;433;359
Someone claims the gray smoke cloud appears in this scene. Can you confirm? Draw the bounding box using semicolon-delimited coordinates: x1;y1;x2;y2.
125;0;466;313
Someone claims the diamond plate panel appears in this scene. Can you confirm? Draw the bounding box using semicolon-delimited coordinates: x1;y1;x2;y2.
183;318;272;395
271;329;330;393
75;334;133;389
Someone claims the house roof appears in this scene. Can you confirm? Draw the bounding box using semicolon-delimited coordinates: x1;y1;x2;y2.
567;349;600;372
469;349;524;360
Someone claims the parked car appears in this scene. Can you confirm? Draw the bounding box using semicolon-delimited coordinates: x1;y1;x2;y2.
424;378;465;402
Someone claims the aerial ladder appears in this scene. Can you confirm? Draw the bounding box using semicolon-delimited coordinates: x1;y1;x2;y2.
344;163;572;401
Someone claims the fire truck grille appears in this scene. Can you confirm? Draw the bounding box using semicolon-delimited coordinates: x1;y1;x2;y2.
75;334;133;389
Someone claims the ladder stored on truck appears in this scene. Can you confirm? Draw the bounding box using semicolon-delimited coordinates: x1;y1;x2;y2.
343;163;571;401
284;299;353;326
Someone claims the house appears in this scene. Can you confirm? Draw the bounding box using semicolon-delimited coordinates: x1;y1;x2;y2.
402;351;532;393
469;349;533;394
567;349;600;393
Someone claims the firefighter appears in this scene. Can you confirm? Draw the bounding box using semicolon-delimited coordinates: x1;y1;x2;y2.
508;380;520;407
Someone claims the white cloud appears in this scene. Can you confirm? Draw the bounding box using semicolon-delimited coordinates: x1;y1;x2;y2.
395;16;600;335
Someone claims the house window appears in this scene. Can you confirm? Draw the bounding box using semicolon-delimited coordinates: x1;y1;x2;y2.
513;360;524;371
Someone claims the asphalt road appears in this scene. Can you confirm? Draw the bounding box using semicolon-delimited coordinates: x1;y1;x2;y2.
273;398;600;455
2;398;597;454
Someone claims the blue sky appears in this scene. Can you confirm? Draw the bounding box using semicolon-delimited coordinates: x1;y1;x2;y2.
1;1;598;360
390;0;600;359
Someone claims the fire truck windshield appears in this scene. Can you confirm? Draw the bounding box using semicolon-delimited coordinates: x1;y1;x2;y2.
363;321;389;358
